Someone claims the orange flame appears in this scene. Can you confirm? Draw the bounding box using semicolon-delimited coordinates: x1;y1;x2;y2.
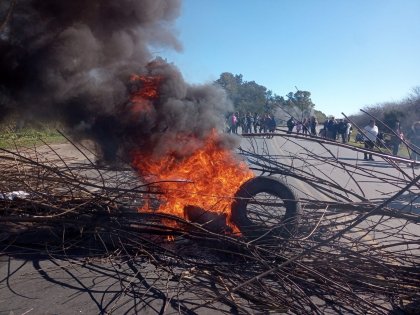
129;74;253;233
132;131;254;224
129;74;163;114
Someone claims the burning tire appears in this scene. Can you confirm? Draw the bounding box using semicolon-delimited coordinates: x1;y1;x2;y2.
231;176;301;239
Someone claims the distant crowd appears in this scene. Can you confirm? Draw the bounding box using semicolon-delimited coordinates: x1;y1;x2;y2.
285;116;352;143
224;111;420;165
226;112;277;135
287;115;420;165
286;116;319;137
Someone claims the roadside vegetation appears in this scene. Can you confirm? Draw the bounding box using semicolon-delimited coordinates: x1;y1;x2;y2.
0;119;65;149
348;87;420;137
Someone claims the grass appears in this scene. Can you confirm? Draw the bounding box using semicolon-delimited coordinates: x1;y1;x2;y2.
0;121;66;149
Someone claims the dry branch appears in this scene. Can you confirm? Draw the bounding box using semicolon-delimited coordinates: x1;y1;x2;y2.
1;135;419;314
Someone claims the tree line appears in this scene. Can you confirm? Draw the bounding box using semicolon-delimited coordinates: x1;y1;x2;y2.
214;72;327;124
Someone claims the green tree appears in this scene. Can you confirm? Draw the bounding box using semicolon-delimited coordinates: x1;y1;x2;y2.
266;93;285;114
215;72;243;109
215;72;325;122
282;90;315;120
237;80;267;113
216;73;269;113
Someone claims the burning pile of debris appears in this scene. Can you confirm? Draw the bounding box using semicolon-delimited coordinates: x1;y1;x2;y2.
1;132;419;314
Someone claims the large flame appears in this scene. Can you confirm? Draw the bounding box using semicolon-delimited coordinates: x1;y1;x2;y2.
129;74;254;229
132;131;254;220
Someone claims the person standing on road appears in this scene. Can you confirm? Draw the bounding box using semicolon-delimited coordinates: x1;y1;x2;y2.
337;119;347;143
390;120;403;156
326;117;338;140
296;121;302;134
227;112;237;134
310;116;318;136
363;119;379;161
286;116;295;134
253;112;260;133
237;112;245;134
267;114;277;136
407;121;420;166
259;113;268;133
346;121;352;143
302;118;309;135
244;112;253;133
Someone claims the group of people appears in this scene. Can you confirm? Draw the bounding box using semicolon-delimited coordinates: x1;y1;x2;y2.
286;116;352;143
320;117;353;143
356;119;420;164
286;115;420;165
286;116;318;136
225;111;420;165
227;112;277;135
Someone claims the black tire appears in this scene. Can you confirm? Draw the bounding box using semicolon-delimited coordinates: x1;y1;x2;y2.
231;176;301;239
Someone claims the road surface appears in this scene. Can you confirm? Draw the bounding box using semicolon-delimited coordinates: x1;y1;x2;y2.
1;134;419;314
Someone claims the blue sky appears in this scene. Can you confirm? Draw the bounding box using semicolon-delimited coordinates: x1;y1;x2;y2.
159;0;420;117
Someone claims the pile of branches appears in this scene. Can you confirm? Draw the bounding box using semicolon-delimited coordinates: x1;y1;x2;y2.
1;136;419;314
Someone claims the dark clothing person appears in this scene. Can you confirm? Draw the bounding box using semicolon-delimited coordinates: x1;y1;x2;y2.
264;115;272;133
259;114;268;133
310;117;318;136
268;116;276;133
322;120;329;138
326;118;338;140
244;114;253;133
302;118;309;135
287;117;295;134
337;120;348;143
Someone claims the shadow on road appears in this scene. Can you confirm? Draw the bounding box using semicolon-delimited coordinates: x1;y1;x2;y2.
1;236;236;315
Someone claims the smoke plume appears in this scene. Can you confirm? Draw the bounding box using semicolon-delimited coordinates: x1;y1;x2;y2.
0;0;234;162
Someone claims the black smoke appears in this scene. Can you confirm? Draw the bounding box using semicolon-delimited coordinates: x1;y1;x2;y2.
0;0;235;162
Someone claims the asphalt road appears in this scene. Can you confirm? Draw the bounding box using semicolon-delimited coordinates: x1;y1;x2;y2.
1;135;419;315
240;132;420;253
240;131;420;203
